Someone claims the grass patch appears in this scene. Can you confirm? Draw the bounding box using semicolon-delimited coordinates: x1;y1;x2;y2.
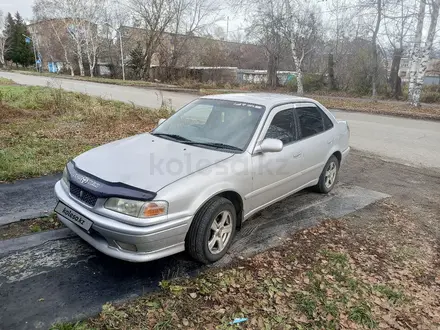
0;77;15;85
374;285;405;305
348;302;377;328
0;213;63;240
0;85;172;181
51;322;91;330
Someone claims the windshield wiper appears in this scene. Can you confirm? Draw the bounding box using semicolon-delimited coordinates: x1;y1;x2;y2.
151;133;191;142
184;141;243;151
152;133;242;151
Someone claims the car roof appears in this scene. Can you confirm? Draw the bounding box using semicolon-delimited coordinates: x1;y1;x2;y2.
201;93;315;109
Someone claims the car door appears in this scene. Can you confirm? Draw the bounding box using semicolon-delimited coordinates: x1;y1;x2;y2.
247;104;307;214
294;103;335;183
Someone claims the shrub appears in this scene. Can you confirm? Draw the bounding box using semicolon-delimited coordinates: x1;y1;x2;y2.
286;74;325;93
420;91;440;103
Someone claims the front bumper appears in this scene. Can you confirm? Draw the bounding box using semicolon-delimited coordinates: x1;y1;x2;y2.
54;181;191;262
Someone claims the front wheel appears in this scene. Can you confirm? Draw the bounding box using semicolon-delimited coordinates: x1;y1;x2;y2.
314;155;339;193
185;197;236;264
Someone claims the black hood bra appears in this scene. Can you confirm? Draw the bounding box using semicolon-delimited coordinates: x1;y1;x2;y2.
66;161;157;201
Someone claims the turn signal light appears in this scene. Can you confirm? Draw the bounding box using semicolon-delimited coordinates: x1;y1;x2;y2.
143;203;167;217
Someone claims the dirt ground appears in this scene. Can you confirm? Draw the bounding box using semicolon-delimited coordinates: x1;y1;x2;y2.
49;150;440;330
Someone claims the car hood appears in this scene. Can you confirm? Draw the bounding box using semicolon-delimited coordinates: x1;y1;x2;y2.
73;133;234;192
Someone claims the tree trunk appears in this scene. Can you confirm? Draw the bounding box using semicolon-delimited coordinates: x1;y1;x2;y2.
411;0;440;107
371;0;382;99
389;48;403;98
267;52;278;88
284;0;304;95
408;0;426;102
328;53;336;90
76;42;85;76
87;51;95;78
143;53;152;80
296;68;304;95
291;47;304;95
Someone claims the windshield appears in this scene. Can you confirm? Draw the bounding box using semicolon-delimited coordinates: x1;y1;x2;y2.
152;99;265;151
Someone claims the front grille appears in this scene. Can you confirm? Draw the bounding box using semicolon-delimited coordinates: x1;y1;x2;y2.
70;183;98;207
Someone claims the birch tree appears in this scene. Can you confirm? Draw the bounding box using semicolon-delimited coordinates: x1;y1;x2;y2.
371;0;383;98
410;0;440;106
407;0;426;103
33;1;76;75
283;0;321;95
383;0;417;98
82;0;106;77
83;22;100;77
0;11;7;66
34;0;105;77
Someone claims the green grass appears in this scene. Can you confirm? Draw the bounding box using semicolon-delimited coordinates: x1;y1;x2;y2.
50;322;92;330
348;302;377;328
30;224;42;233
374;284;406;305
0;77;15;85
0;85;172;181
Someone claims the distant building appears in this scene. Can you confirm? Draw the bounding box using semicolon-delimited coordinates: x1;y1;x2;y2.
399;57;440;85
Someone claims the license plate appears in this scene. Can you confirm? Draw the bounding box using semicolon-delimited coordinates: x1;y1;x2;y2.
55;202;93;231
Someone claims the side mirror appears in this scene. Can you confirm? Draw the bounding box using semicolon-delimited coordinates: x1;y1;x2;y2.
254;138;283;154
158;118;166;126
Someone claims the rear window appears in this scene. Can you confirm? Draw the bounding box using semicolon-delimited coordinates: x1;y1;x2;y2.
296;106;325;138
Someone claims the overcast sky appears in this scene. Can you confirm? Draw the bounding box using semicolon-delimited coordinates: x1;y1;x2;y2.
0;0;240;35
0;0;33;20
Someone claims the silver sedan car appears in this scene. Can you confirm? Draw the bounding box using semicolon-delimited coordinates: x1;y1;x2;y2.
54;93;350;264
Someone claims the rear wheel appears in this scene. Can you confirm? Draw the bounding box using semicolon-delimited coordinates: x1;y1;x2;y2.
185;197;236;264
315;155;339;193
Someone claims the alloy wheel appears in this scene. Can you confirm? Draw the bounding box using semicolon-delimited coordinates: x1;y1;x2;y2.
208;210;233;254
324;161;337;189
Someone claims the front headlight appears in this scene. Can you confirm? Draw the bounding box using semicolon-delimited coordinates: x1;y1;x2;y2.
104;198;168;218
62;166;70;187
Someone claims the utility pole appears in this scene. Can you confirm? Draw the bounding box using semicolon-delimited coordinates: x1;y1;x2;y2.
119;28;125;81
107;24;125;80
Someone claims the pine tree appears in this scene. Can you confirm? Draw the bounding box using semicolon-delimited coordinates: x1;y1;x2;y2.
4;12;34;67
3;13;15;62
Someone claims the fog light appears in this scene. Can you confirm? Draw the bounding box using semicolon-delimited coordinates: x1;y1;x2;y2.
115;241;137;252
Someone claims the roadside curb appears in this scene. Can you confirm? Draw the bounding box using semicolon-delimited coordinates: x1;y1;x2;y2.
0;228;74;257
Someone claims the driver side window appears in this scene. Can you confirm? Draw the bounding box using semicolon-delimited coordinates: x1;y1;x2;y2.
264;109;296;145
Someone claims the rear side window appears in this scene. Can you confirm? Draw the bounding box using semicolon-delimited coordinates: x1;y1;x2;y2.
323;111;334;130
264;109;296;145
296;106;325;139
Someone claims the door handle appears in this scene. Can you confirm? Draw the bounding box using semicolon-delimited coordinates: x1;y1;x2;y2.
327;139;334;144
293;152;302;158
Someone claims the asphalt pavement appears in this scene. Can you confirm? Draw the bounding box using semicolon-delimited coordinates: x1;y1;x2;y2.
0;174;60;225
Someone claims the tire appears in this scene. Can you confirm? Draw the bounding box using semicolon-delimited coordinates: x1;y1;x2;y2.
314;155;340;193
185;197;236;264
